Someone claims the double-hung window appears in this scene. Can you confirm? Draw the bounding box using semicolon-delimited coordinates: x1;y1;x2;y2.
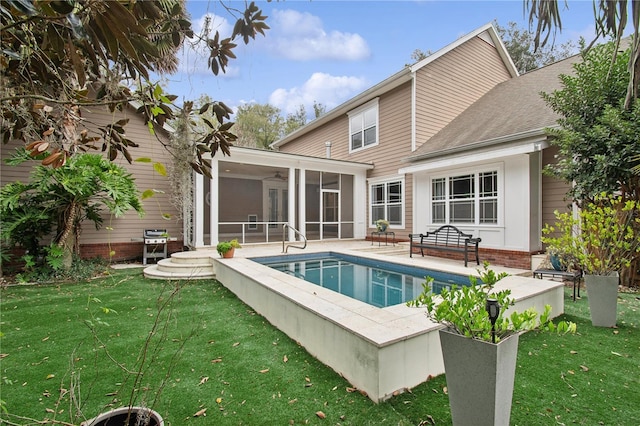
431;170;498;225
349;99;378;152
370;178;403;227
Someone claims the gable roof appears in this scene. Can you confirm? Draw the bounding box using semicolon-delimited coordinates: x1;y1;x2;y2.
405;54;580;163
271;23;516;149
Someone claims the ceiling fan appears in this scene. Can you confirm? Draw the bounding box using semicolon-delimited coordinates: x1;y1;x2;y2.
263;170;287;182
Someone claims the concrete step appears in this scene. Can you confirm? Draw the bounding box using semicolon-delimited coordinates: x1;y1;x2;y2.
156;258;213;274
143;264;215;280
143;250;216;280
168;250;216;264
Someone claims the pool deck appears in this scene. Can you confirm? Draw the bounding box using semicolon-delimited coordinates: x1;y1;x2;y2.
212;241;565;402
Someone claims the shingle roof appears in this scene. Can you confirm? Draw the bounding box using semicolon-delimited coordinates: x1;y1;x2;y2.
407;54;581;162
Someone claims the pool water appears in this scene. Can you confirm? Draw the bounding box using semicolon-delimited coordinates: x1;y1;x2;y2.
250;252;471;308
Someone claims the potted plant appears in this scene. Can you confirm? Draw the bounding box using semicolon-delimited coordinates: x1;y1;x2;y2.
375;219;389;232
216;238;241;258
542;194;640;327
408;262;576;426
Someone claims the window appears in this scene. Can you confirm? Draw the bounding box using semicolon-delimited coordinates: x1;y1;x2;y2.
370;179;403;226
431;171;498;225
349;100;378;152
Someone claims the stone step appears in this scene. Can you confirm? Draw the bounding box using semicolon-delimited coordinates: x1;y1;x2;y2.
143;250;217;280
168;250;217;264
155;258;214;274
143;265;215;280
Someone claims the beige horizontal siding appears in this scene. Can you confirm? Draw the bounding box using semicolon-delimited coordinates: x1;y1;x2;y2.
541;146;572;241
1;105;182;247
414;35;512;148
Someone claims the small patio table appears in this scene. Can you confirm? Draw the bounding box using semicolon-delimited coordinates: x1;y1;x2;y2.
533;268;582;301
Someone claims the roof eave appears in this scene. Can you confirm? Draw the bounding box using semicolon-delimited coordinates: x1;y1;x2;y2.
404;126;556;163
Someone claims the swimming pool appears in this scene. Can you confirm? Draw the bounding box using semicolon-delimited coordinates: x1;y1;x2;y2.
250;252;471;308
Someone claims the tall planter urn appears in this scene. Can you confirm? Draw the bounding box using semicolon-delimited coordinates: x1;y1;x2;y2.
584;273;619;327
439;329;519;426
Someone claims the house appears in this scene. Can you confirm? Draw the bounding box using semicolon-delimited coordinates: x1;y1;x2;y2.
198;23;573;269
2;22;574;270
1;103;184;263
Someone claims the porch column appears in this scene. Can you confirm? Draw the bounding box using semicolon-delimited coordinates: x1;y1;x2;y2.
288;167;296;241
298;168;306;238
353;172;367;239
194;171;204;247
210;160;219;246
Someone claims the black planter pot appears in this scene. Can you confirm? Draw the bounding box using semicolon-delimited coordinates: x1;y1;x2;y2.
82;407;164;426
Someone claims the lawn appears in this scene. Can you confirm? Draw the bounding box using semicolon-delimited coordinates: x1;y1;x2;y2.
1;268;638;425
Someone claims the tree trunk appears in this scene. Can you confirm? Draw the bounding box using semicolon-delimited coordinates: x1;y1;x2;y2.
58;201;79;269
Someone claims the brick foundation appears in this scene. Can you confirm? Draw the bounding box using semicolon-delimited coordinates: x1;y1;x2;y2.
409;246;533;270
80;240;184;263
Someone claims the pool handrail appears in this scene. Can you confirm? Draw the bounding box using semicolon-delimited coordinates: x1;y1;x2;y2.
282;223;307;253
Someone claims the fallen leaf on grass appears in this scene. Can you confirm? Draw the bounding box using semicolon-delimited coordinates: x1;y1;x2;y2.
443;386;448;395
316;411;326;419
193;408;207;417
199;376;209;385
570;350;578;354
211;358;222;363
611;351;622;357
216;397;222;403
46;374;55;380
0;354;8;359
283;355;288;363
346;387;357;393
580;365;589;372
259;369;269;374
42;336;49;342
45;408;55;413
289;398;298;404
232;342;240;347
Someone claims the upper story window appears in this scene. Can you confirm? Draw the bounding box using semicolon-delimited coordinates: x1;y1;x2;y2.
431;170;499;225
348;99;379;153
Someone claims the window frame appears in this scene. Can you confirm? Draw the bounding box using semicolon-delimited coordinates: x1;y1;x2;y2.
429;166;501;226
368;176;405;229
348;98;379;153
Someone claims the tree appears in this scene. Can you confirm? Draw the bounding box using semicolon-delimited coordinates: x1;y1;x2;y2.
526;0;639;108
283;104;307;136
495;21;575;73
234;103;283;148
1;0;268;176
312;101;327;119
1;153;144;268
542;41;640;204
1;0;268;268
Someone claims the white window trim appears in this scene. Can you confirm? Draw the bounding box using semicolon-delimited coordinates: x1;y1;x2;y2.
368;175;405;229
348;98;379;154
429;164;503;227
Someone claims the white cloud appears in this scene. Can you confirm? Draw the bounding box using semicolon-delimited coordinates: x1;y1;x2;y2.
269;10;370;61
269;72;368;115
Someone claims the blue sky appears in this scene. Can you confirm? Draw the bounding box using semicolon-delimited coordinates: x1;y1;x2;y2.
165;1;600;118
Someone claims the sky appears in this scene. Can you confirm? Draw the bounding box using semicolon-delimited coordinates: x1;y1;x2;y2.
164;0;601;119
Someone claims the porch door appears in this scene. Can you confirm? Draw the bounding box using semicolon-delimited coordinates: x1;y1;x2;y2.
322;190;339;239
264;182;288;231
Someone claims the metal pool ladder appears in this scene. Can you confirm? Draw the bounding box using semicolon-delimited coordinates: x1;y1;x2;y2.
282;223;307;253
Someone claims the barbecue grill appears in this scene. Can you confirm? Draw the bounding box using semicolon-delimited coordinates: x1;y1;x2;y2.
143;229;167;265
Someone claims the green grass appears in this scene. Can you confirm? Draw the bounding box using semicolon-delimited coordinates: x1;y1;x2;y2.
1;269;638;425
